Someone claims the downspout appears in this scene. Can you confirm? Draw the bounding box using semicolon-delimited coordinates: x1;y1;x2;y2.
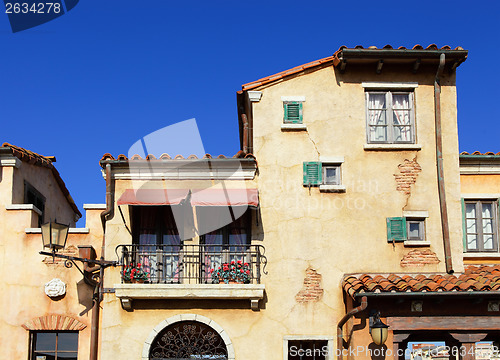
337;296;368;360
89;163;114;360
434;53;454;274
242;113;249;153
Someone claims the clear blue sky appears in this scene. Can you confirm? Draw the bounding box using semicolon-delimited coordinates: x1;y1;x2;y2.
1;0;499;225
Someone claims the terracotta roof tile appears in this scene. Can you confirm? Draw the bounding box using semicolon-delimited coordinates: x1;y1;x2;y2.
100;151;255;164
241;44;465;91
342;265;500;298
460;151;500;156
1;143;81;218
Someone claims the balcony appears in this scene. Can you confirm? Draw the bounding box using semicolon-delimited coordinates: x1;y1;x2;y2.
113;244;266;310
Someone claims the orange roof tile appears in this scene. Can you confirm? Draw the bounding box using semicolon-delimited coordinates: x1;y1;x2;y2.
99;150;255;166
1;143;81;218
342;265;500;298
241;44;466;91
460;151;500;156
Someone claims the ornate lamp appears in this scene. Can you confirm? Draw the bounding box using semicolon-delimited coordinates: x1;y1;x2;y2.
41;220;69;253
370;312;389;345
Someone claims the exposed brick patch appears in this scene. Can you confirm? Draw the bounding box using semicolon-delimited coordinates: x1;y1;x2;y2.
22;315;87;331
296;267;324;303
394;158;422;195
401;249;440;267
42;245;78;266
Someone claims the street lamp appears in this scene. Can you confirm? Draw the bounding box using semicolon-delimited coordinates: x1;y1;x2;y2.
370;311;389;346
41;220;69;253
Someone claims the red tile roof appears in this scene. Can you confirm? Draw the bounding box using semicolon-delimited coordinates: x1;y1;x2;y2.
241;44;465;91
342;265;500;298
460;151;500;156
100;150;255;165
1;143;81;218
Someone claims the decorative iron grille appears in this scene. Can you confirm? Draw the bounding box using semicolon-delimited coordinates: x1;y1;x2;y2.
116;244;267;284
149;321;228;360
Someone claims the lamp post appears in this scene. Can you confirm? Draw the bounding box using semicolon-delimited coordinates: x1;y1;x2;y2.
39;220;117;360
370;311;389;346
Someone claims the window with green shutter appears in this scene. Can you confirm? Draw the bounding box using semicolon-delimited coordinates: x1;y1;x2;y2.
284;102;303;124
387;217;407;242
303;162;322;186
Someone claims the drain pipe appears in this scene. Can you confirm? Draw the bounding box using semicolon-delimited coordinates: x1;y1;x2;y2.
242;113;249;153
89;163;114;360
337;296;368;360
434;53;453;274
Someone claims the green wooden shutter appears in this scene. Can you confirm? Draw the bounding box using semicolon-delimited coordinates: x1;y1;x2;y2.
386;217;407;242
303;162;322;185
461;198;467;252
284;102;302;124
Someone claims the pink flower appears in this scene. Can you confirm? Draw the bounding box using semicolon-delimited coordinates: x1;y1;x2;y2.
210;269;214;273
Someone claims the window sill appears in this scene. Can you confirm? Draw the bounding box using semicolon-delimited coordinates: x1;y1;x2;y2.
6;204;42;216
114;283;265;310
319;185;346;193
463;253;500;259
281;124;307;131
404;240;430;247
364;144;422;151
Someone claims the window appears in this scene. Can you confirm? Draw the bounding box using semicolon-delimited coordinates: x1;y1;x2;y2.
387;217;425;242
303;161;343;188
284;101;303;124
24;181;45;226
366;91;415;144
30;331;78;360
284;338;332;360
463;200;499;252
132;206;183;283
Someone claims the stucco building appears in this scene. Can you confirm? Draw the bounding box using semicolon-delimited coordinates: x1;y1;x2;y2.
3;45;500;360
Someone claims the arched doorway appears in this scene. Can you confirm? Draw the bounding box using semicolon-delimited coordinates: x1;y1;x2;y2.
144;314;234;360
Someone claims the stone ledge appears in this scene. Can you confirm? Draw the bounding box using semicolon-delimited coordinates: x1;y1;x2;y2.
6;204;42;216
281;124;307;131
364;144;422;151
114;284;265;310
26;228;90;234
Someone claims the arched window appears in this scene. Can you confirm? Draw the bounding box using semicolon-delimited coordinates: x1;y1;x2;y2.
149;321;228;360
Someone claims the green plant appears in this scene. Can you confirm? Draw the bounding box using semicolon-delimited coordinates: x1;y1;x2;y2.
122;263;149;282
211;260;251;284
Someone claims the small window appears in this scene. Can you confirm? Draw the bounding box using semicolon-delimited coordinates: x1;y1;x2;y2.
284;101;303;124
387;217;425;242
366;91;415;144
303;162;342;187
463;199;499;252
287;339;329;360
24;181;45;227
30;331;78;360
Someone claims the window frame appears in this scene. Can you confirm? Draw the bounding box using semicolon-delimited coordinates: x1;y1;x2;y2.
387;216;427;243
463;199;499;253
30;330;79;360
283;101;303;124
283;336;333;360
24;181;45;226
322;165;341;186
365;90;415;144
406;219;425;241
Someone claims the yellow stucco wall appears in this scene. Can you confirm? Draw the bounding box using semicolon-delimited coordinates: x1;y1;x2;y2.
0;161;98;359
98;65;464;360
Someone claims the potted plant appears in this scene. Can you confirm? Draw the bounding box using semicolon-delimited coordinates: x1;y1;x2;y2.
211;260;251;284
122;263;149;283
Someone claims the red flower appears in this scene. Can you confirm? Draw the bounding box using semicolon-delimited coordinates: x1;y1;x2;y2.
240;269;244;273
244;263;249;266
137;263;141;267
246;270;250;274
231;260;235;265
210;269;214;273
237;260;242;264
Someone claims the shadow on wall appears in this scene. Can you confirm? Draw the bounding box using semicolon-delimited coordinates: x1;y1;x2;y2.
77;279;94;316
369;343;388;360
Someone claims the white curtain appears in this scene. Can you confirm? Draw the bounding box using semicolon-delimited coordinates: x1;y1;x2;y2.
392;94;411;142
482;203;494;249
368;94;386;142
465;203;477;250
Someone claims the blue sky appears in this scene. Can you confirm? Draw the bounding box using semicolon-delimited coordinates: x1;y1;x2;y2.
1;0;499;224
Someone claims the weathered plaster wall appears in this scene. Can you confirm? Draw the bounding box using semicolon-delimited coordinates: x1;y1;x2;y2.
461;174;500;194
0;205;101;360
11;161;77;226
98;64;464;360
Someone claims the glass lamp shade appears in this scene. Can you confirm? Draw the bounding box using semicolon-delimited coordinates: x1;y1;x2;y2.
41;221;69;251
370;318;389;345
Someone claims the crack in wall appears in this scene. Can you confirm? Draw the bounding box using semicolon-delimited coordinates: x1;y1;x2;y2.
306;130;321;159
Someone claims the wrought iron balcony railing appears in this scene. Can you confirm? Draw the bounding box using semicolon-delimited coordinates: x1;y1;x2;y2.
115;244;267;284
